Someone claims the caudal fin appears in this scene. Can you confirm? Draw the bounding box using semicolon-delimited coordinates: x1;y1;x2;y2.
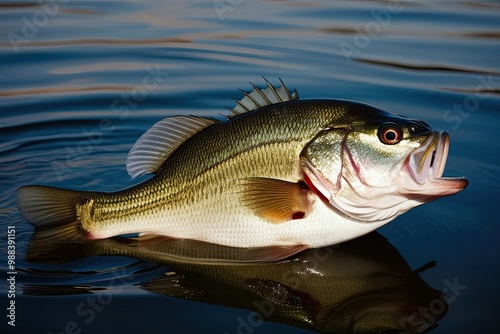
16;185;97;241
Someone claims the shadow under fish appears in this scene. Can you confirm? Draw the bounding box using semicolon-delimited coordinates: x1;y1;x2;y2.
25;232;446;333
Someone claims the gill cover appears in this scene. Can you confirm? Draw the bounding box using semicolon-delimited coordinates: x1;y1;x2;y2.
300;129;347;203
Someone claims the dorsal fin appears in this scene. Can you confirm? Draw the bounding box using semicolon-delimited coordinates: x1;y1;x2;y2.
226;78;299;118
126;115;219;178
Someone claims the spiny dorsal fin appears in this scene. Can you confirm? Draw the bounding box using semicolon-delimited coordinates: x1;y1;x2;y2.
226;78;299;119
126;115;219;178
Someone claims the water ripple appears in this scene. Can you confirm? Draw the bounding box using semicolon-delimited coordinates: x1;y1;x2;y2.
355;58;500;76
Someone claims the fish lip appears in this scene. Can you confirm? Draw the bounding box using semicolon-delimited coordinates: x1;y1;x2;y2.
404;131;468;195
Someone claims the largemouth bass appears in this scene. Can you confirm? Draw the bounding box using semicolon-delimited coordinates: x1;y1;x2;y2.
17;79;467;254
26;232;446;333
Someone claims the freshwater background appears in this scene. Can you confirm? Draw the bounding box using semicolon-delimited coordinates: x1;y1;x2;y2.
1;0;499;333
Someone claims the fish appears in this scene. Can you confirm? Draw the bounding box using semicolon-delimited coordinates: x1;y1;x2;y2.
25;232;447;333
17;78;468;258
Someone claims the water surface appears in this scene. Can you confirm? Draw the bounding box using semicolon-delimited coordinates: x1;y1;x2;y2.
1;1;499;333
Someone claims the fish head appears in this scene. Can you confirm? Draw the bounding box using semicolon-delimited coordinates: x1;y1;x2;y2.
300;101;468;223
317;293;445;333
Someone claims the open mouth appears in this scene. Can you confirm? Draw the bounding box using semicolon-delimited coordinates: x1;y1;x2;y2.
406;131;467;194
408;131;449;184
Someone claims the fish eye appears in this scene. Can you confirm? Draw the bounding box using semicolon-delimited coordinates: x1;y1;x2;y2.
378;123;402;145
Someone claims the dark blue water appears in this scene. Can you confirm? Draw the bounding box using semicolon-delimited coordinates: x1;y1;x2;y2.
1;1;499;333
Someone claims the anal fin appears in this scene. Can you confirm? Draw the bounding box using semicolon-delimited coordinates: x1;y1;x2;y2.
240;178;315;224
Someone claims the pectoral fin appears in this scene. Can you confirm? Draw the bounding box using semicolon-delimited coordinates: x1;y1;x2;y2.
245;278;320;314
240;178;315;224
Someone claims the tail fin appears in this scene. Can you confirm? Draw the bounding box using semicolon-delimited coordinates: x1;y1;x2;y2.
16;185;97;241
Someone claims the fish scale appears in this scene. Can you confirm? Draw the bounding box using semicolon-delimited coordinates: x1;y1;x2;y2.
17;79;467;256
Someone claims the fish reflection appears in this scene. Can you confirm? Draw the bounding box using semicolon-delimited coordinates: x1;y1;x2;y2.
26;232;446;333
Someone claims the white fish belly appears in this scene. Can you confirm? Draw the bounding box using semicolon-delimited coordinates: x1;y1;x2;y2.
108;193;391;248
